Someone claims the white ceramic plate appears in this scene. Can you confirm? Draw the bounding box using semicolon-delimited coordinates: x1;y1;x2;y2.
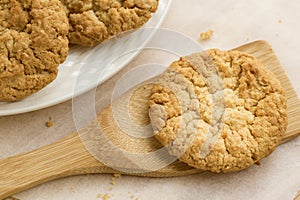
0;0;172;116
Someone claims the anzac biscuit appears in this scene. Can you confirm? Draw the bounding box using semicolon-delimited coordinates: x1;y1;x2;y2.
60;0;159;46
0;0;69;101
149;49;287;173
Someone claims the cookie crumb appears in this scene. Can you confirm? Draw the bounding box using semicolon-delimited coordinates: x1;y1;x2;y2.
97;193;110;200
278;19;282;24
200;29;214;41
97;173;124;200
46;116;54;127
102;194;110;200
110;173;121;186
255;161;261;166
129;194;139;200
113;173;121;178
110;178;116;186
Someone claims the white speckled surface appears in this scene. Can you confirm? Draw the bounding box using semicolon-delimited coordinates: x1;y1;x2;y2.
0;0;300;199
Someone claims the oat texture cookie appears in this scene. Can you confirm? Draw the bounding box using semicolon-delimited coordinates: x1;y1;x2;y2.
149;49;287;173
60;0;159;46
0;0;69;101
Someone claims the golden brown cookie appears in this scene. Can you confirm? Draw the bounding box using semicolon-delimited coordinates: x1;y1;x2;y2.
149;49;287;173
60;0;159;46
0;0;69;101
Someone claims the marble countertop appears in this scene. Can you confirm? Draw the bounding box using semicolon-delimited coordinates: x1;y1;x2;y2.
0;0;300;199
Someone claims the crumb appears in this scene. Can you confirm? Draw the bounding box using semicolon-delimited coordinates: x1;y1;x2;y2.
113;173;121;178
127;190;139;200
46;116;54;127
46;121;54;127
102;194;110;200
110;178;116;186
278;19;282;24
255;161;261;166
200;29;214;41
110;173;121;186
97;193;110;200
97;173;122;199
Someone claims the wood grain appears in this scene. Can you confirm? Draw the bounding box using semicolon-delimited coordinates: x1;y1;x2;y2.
0;40;299;199
295;191;300;200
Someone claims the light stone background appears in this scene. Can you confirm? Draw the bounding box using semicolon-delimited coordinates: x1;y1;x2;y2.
1;0;300;199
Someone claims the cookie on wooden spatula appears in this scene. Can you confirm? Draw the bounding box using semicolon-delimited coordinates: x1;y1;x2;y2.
149;49;288;173
0;0;69;101
61;0;159;46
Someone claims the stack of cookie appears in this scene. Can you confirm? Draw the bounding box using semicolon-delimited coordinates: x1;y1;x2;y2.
149;49;288;173
0;0;159;101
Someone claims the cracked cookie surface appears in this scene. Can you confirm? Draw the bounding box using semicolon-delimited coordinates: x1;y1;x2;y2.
0;0;69;101
60;0;159;46
149;49;287;173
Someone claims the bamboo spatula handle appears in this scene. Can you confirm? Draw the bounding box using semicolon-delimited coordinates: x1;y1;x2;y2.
0;132;113;199
0;127;298;200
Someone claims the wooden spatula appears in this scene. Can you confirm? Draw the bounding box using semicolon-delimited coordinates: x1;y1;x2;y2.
0;40;299;199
